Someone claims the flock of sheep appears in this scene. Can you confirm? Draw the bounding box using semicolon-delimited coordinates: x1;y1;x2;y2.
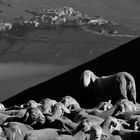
0;70;140;140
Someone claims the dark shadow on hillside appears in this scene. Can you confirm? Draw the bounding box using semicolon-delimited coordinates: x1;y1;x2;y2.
2;37;140;108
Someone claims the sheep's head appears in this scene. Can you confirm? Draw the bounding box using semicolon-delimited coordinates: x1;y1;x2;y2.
81;119;93;132
109;117;123;132
80;70;96;87
31;108;45;124
100;100;113;111
26;100;41;108
90;125;107;140
119;99;136;113
60;96;80;110
133;119;140;130
0;103;5;111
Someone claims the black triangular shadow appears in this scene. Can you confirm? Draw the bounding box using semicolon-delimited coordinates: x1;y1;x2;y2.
2;37;140;108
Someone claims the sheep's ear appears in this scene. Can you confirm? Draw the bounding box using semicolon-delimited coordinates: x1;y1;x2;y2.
108;100;111;104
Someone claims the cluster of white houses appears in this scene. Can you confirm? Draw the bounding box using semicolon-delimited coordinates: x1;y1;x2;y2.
0;7;118;34
0;20;12;31
26;7;87;28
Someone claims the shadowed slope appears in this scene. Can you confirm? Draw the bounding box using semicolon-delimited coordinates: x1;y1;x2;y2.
2;37;140;108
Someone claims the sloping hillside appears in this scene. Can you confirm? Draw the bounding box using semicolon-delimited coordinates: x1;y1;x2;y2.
0;0;139;102
2;37;140;108
0;28;132;64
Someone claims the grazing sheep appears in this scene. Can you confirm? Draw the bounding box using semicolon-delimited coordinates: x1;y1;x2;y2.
83;117;123;140
24;119;91;140
115;100;140;124
24;128;61;140
60;96;81;111
97;100;113;111
2;121;33;140
0;108;27;118
116;129;140;140
26;100;41;109
0;103;6;111
51;102;70;119
86;99;122;119
0;112;22;125
70;108;104;125
24;104;45;126
85;100;113;115
91;116;125;140
39;98;57;115
0;126;7;140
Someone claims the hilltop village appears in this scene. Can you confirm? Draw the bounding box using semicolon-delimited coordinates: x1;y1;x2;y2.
0;7;118;37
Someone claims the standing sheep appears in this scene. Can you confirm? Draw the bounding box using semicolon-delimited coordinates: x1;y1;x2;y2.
81;70;137;104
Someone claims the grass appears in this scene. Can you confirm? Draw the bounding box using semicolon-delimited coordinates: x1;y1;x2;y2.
0;28;133;65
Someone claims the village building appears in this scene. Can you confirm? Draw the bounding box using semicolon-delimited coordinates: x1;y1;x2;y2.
0;20;12;31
